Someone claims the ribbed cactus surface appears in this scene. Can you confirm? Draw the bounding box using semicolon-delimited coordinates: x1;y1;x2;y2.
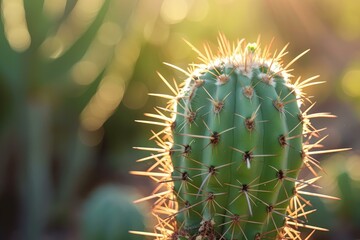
133;34;344;240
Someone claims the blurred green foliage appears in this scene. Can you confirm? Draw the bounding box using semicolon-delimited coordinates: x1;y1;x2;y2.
0;0;359;239
305;153;360;239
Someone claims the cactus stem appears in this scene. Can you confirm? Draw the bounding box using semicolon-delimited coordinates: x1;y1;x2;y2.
230;146;275;170
217;213;260;240
273;99;285;114
235;104;262;132
195;163;235;197
278;134;287;147
133;34;343;239
216;74;230;85
242;86;254;99
225;182;258;216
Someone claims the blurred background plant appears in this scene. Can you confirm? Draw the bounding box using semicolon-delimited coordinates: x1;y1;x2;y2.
304;153;360;240
0;0;359;239
81;185;145;240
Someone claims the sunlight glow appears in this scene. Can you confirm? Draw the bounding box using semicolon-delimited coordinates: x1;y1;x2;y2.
160;0;189;24
1;0;31;52
346;155;360;181
97;21;122;46
80;75;125;131
72;60;99;85
73;0;105;23
40;36;64;59
122;81;149;110
51;0;105;58
341;69;360;97
187;0;209;22
43;0;66;20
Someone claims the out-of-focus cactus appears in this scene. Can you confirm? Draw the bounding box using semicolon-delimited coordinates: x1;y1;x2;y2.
306;153;360;239
0;0;131;239
133;34;347;239
81;185;146;240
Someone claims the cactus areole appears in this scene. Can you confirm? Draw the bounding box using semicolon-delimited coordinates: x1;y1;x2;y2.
133;34;339;239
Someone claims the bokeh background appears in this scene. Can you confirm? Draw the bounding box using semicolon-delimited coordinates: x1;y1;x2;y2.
0;0;359;239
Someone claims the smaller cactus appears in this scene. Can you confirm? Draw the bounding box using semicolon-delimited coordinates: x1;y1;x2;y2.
81;185;146;240
306;153;360;239
133;34;348;240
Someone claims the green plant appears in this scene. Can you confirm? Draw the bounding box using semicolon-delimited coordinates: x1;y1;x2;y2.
81;185;146;240
0;0;134;238
133;34;345;239
305;153;360;239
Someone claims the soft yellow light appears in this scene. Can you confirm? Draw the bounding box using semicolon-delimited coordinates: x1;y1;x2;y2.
40;36;64;59
81;97;105;131
334;1;360;41
80;75;125;131
143;20;170;45
74;0;105;21
114;37;141;81
54;0;105;57
187;0;209;22
97;21;122;46
164;33;191;60
6;27;31;52
341;69;360;97
2;1;25;25
71;60;99;85
160;0;189;24
98;76;125;106
43;0;66;20
80;113;103;132
2;0;31;52
346;155;360;182
122;81;148;110
80;34;142;131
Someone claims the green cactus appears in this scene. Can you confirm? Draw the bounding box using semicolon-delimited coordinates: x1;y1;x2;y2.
304;153;360;239
133;34;345;239
81;185;146;240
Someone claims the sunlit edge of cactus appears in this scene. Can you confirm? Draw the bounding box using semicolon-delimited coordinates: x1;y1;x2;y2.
131;33;349;240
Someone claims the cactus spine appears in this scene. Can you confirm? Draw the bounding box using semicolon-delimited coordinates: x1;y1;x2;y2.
133;34;344;239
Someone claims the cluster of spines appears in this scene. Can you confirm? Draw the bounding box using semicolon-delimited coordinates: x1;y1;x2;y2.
131;34;348;240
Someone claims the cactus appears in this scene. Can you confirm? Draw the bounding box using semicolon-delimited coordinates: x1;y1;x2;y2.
305;153;360;239
133;34;347;239
81;185;146;240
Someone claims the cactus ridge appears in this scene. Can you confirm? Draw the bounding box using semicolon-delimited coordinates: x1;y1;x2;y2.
133;34;344;240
